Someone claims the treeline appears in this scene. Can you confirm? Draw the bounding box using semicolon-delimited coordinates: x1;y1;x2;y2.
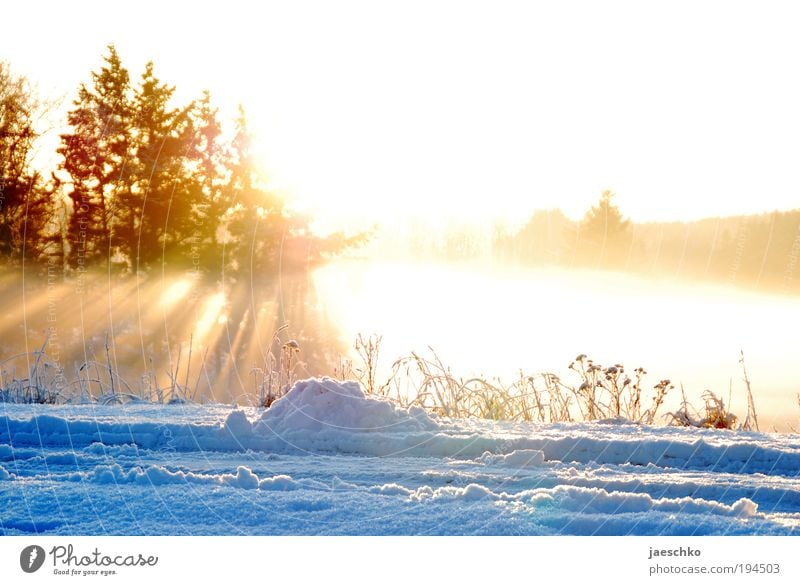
423;191;800;294
0;47;363;278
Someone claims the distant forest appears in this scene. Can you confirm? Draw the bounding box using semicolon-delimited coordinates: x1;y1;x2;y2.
408;191;800;295
0;47;364;279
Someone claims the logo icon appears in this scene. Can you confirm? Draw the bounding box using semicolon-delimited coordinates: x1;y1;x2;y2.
20;545;46;573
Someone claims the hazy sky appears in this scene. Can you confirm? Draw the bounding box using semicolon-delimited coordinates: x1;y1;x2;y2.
4;0;800;231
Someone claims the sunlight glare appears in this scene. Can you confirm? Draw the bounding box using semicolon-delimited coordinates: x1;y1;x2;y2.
313;259;800;429
195;291;227;341
159;279;192;310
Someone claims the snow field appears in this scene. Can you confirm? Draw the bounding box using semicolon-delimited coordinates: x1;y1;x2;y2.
1;377;799;535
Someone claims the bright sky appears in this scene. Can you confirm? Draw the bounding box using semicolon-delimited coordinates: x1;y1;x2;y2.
3;0;800;230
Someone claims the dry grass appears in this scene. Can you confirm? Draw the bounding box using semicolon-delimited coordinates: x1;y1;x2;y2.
342;336;678;424
0;332;771;432
343;336;770;430
0;333;211;406
0;337;64;404
249;324;302;408
668;386;738;429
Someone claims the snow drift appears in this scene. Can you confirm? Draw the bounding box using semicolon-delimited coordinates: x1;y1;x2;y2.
2;377;800;473
258;378;438;432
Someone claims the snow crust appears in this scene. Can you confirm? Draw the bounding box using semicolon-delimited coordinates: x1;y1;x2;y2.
1;377;798;535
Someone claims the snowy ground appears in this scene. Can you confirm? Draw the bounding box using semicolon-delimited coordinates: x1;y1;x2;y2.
1;378;799;535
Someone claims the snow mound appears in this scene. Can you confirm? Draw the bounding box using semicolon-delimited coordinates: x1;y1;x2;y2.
368;483;414;496
83;443;143;457
251;379;574;457
85;463;300;491
479;449;546;468
537;485;759;518
222;409;254;438
258;474;300;491
405;482;759;519
258;378;438;432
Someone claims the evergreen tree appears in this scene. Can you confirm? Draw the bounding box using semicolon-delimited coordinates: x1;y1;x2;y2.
223;108;289;274
116;61;194;268
573;190;632;266
58;45;133;269
55;47;360;277
0;62;52;264
180;90;227;271
514;209;570;264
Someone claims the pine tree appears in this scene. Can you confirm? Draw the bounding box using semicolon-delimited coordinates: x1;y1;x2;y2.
55;48;356;277
223;107;288;274
179;90;226;272
0;62;52;264
58;45;133;269
117;61;204;269
573;190;632;266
